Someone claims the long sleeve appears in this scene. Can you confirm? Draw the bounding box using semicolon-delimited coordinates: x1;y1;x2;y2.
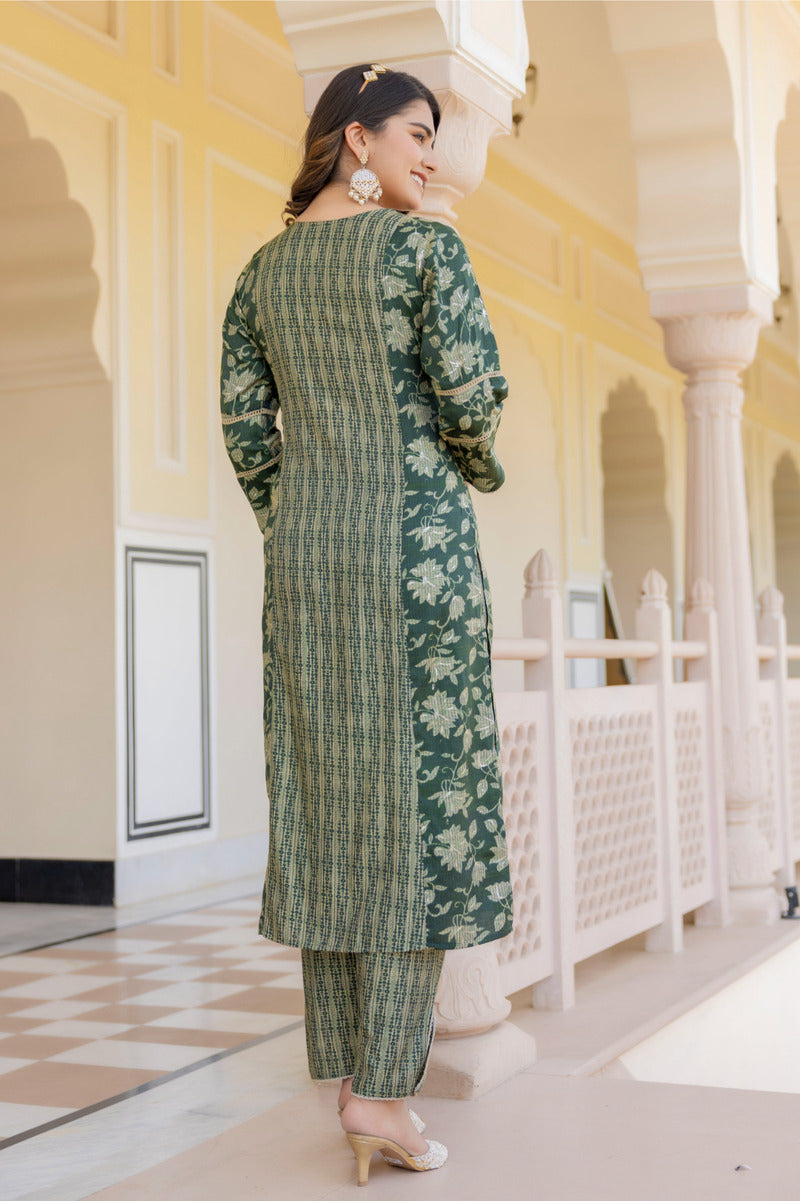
419;224;508;493
220;262;283;533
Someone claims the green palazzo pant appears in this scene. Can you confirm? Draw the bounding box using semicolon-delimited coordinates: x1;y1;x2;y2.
301;948;446;1100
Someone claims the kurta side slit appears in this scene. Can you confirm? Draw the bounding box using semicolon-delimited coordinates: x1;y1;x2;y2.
220;208;514;953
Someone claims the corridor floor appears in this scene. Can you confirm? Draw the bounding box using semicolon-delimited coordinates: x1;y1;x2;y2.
3;894;800;1200
0;897;303;1146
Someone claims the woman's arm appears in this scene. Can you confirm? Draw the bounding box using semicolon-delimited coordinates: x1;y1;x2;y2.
220;263;283;532
419;224;508;492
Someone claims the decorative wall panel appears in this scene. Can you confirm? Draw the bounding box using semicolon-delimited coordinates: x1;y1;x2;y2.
575;337;590;543
152;124;185;470
205;3;302;145
460;181;563;291
571;235;584;303
152;0;179;81
592;248;662;346
125;548;210;840
28;1;123;50
762;359;800;438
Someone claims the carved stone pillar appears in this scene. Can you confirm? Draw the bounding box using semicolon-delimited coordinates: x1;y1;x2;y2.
653;290;780;924
415;92;505;224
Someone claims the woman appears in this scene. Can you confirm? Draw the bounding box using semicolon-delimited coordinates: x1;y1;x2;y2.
220;63;513;1186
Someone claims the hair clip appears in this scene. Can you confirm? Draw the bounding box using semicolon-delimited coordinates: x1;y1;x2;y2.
358;64;389;94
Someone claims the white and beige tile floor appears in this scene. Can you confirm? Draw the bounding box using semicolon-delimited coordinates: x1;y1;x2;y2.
0;898;305;1147
2;895;800;1200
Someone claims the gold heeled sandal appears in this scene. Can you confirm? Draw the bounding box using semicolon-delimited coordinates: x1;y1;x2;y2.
346;1132;448;1186
338;1103;425;1133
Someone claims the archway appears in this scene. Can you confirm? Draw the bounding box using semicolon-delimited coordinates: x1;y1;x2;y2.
0;91;116;892
601;377;674;665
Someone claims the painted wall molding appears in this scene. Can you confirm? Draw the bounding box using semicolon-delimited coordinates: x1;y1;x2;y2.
23;0;126;56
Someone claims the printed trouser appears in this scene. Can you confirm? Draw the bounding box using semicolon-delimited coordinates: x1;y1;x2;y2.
300;947;446;1100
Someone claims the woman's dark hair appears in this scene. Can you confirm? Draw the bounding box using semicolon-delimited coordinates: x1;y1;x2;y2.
283;65;440;225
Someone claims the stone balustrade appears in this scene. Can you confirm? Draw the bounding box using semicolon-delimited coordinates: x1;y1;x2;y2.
426;549;799;1097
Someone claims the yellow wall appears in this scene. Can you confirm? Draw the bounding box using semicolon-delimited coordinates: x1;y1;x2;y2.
0;0;303;526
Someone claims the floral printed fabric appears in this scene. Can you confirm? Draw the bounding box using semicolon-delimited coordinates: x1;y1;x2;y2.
220;210;513;950
220;274;283;533
385;218;514;945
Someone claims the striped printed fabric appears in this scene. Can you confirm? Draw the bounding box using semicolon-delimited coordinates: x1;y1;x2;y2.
300;947;445;1099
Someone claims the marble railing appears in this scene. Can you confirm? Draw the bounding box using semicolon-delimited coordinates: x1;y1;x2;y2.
433;549;731;1041
430;552;800;1099
479;549;728;1013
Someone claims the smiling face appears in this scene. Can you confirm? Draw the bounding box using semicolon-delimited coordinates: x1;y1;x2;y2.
342;99;439;212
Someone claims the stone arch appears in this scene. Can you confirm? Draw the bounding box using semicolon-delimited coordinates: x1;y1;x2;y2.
0;89;115;864
600;376;674;648
772;451;800;668
603;1;773;296
0;91;101;384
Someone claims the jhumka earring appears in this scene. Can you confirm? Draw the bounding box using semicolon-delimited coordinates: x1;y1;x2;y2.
348;150;382;206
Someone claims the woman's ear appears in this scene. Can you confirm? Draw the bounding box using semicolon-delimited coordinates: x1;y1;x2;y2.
342;121;368;162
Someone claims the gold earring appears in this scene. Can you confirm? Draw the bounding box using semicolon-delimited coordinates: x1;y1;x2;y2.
348;150;382;206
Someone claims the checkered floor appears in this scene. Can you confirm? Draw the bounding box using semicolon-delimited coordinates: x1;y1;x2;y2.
0;898;303;1143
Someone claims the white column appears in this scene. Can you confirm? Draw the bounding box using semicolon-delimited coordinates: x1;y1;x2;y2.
414;91;505;224
653;289;780;924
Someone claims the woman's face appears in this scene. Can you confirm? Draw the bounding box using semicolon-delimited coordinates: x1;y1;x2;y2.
359;100;439;211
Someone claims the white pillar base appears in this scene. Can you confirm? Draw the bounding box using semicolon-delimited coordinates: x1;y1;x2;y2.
422;1021;537;1100
727;885;782;926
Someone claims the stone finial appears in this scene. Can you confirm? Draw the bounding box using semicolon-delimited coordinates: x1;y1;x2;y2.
758;585;784;617
639;568;668;609
686;577;715;614
524;549;557;598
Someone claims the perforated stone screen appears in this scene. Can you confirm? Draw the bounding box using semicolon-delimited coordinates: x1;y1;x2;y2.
494;693;554;996
674;701;709;892
569;694;661;959
672;681;715;912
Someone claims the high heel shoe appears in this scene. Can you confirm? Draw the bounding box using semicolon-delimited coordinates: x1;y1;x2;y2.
346;1132;448;1186
338;1103;426;1133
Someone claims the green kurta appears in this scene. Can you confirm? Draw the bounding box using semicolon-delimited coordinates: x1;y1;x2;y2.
220;208;513;951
